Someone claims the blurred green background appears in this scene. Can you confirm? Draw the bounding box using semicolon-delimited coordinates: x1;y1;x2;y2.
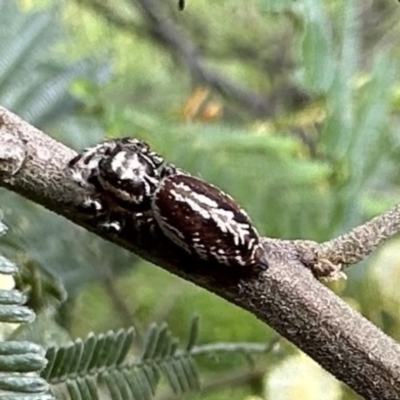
1;0;400;398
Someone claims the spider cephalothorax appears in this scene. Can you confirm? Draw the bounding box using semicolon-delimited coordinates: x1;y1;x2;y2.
96;147;162;211
68;138;163;192
69;138;266;269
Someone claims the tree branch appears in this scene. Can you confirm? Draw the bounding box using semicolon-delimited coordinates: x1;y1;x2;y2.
1;105;400;398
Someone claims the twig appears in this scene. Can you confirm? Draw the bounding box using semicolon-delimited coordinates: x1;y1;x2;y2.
321;205;400;265
291;206;400;278
1;106;400;398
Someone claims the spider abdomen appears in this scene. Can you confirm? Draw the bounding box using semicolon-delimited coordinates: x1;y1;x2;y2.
152;174;262;267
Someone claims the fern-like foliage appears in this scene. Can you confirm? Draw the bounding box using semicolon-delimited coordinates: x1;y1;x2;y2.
43;315;275;400
0;0;109;127
0;217;53;399
43;320;201;400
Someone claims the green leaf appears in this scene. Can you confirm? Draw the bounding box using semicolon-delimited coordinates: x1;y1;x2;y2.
298;0;335;92
186;315;200;352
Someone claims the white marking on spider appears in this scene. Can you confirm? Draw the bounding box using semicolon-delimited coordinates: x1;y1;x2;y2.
101;221;122;232
124;154;147;180
86;157;102;171
171;182;219;207
208;208;251;246
71;169;87;185
144;175;160;187
82;197;103;211
169;190;211;219
247;237;256;250
111;151;128;173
